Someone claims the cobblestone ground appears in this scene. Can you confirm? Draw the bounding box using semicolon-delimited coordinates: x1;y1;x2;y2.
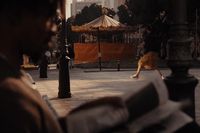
28;67;200;125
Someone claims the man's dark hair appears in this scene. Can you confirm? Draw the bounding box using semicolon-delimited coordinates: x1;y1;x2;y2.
0;0;59;17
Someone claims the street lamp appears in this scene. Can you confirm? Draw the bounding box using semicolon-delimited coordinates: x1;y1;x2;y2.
57;0;71;98
57;17;71;98
164;0;198;117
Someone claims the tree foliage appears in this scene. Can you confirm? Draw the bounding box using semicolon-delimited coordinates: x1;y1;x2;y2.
117;5;132;25
123;0;168;25
73;3;116;26
118;0;200;25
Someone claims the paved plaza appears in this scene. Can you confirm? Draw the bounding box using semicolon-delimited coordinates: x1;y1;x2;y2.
28;67;200;122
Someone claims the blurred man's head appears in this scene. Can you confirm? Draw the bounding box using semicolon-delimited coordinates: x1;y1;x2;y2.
0;0;59;65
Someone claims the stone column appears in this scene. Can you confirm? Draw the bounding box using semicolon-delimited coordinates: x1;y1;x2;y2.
164;0;198;118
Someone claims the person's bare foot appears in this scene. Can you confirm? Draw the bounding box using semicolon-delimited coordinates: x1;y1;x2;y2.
130;74;139;79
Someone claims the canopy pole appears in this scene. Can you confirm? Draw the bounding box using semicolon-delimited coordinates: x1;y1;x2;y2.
97;28;102;71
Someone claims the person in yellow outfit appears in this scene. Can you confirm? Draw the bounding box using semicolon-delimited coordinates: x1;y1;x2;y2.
130;51;164;79
130;13;168;80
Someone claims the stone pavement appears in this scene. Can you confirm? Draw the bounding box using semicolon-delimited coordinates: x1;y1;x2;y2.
27;67;200;122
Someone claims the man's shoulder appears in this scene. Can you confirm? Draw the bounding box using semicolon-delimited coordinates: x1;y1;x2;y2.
0;77;39;104
0;77;28;91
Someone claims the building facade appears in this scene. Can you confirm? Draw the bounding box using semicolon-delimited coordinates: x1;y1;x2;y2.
66;0;72;19
70;0;125;17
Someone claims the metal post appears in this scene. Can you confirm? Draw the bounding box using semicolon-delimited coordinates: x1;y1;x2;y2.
164;0;198;117
39;53;48;78
196;8;198;57
58;44;71;98
97;28;102;71
58;0;71;98
117;59;120;71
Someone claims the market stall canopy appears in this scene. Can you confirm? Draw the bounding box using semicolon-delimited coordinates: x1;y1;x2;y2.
72;15;130;32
